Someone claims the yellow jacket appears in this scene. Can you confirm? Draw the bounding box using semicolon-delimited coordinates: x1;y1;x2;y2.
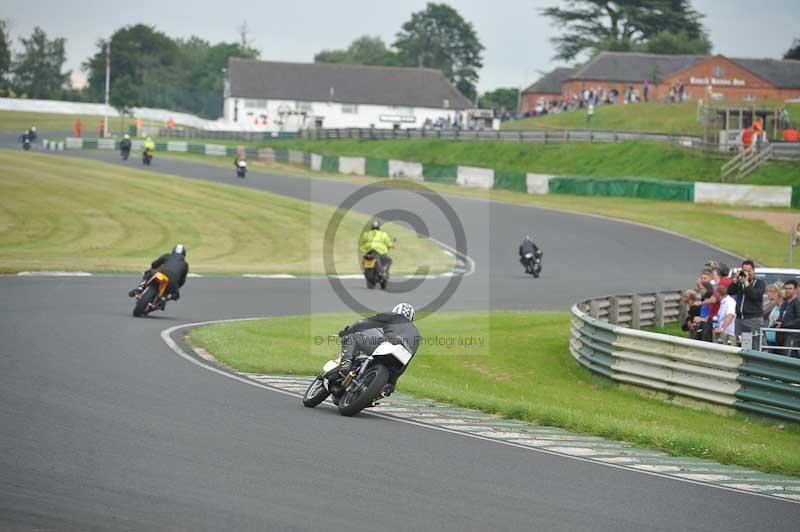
359;229;392;255
143;138;156;151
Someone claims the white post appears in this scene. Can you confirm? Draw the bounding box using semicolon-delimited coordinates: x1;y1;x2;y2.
104;41;110;138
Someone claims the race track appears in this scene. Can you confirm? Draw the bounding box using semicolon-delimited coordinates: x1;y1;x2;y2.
1;146;797;531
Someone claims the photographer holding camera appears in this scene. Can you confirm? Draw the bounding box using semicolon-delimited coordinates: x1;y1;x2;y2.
727;259;766;349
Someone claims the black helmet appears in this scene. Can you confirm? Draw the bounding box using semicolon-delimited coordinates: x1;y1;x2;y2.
172;244;186;257
371;220;381;230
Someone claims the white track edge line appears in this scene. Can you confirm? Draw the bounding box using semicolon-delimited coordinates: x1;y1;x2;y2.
160;317;797;506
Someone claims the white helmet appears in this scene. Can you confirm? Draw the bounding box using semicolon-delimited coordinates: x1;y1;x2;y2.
124;133;130;139
392;303;415;322
172;244;186;257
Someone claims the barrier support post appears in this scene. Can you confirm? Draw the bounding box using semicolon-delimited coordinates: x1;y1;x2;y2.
655;293;666;328
632;294;642;329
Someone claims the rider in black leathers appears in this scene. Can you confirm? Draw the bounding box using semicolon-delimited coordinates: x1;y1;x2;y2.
337;303;419;397
128;244;189;304
518;235;540;268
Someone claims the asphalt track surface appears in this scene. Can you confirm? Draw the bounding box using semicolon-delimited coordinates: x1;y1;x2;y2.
2;143;798;531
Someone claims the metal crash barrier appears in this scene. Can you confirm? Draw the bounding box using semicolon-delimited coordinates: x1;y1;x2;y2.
571;291;800;422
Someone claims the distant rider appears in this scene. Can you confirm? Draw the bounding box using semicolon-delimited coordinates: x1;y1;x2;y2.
28;126;37;142
120;133;132;155
337;303;419;397
128;244;189;307
359;220;394;276
518;234;540;267
143;136;156;156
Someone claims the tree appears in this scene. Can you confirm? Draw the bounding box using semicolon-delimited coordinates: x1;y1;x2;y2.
315;36;396;66
478;88;519;113
393;3;484;101
642;30;711;55
785;38;800;60
542;0;708;61
0;20;10;82
11;27;70;98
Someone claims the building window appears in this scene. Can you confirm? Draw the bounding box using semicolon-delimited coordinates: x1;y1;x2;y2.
245;99;267;109
341;103;358;114
296;101;313;113
443;98;450;109
394;106;414;116
712;65;724;78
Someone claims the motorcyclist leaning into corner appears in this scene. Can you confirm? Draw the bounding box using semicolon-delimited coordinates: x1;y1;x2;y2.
518;234;540;267
359;220;394;276
337;303;419;397
120;133;132;154
128;244;189;309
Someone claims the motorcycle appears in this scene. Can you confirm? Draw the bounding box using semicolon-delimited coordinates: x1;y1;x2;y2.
522;249;543;278
142;148;153;166
22;138;31;151
121;148;130;161
132;271;172;317
362;249;387;290
236;160;247;178
302;341;413;416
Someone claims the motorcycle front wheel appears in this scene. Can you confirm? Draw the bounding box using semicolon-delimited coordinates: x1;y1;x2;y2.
338;364;389;417
302;376;330;407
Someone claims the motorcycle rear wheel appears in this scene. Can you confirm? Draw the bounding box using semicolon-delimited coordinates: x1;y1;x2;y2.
302;376;330;407
338;365;389;417
133;286;157;317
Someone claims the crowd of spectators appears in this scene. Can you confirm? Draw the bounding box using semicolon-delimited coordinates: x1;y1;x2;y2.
681;260;800;357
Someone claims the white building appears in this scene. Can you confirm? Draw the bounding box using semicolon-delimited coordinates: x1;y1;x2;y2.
223;58;473;131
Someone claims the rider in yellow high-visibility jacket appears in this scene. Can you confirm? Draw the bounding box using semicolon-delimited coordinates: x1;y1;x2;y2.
359;220;394;274
143;137;156;153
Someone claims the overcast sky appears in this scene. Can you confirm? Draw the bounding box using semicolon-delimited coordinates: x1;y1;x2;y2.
4;0;798;92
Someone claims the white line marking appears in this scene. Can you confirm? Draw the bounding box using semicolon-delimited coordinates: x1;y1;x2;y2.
242;274;297;279
17;271;93;277
160;317;798;506
187;273;203;278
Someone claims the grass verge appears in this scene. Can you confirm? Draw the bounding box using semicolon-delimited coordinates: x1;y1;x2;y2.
0;109;166;133
189;311;800;477
256;138;799;186
506;101;800;137
0;150;451;274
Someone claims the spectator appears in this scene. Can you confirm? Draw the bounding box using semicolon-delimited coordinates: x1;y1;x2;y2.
74;118;82;138
763;283;784;347
587;102;594;123
776;279;800;357
713;285;736;345
681;289;702;338
727;260;766;349
678;81;685;102
695;281;716;342
643;80;650;102
718;263;732;289
696;269;714;291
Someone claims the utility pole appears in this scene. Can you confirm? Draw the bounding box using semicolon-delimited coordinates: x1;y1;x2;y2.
104;40;110;138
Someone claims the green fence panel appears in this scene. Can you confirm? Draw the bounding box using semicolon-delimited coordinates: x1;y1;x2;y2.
155;142;167;151
365;157;389;177
792;186;800;209
423;163;457;184
226;146;238;156
549;176;693;202
83;140;98;149
274;148;289;163
321;155;339;173
188;143;205;154
493;170;527;192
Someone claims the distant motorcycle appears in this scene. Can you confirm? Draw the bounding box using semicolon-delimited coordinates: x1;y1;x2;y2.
522;249;543;278
236;159;247;178
22;138;31;151
121;147;130;161
302;341;413;416
362;249;387;290
142;148;153;166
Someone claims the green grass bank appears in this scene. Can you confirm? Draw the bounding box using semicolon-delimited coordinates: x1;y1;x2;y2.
190;311;800;477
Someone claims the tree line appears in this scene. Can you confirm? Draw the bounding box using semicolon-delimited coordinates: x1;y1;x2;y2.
0;1;797;119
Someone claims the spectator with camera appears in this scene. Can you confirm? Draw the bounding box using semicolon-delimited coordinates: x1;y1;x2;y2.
727;260;766;349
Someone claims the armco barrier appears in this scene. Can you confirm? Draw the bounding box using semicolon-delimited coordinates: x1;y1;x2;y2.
571;292;800;422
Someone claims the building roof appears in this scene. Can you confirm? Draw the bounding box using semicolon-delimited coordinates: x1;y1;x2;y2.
522;67;576;95
570;52;800;89
227;58;473;109
729;57;800;89
571;52;706;83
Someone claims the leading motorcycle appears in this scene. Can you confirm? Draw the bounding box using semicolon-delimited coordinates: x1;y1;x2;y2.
362;249;388;290
302;341;412;416
132;271;172;317
142;148;153;166
236;159;247;178
522;249;543;278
